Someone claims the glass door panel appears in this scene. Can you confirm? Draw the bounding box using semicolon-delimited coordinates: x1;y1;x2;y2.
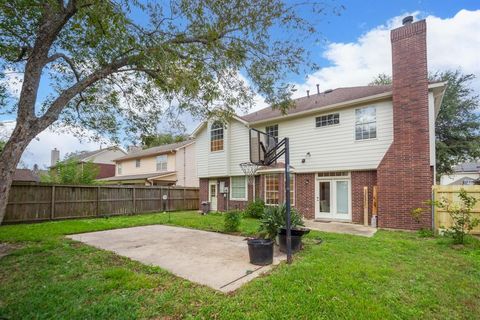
336;181;349;214
319;181;331;213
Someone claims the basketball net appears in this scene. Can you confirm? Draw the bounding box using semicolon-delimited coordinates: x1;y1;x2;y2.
239;162;259;185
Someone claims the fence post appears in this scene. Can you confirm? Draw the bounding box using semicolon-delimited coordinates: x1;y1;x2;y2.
132;187;136;215
168;188;171;211
96;186;100;216
363;186;369;226
50;185;55;220
183;188;186;210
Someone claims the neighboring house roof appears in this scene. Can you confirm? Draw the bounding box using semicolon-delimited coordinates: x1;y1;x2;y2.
13;169;40;182
449;176;477;185
453;162;480;173
114;140;194;161
98;171;176;181
69;146;126;162
242;85;392;123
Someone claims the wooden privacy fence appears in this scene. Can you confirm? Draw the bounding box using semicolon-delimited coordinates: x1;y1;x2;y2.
433;185;480;234
5;183;199;223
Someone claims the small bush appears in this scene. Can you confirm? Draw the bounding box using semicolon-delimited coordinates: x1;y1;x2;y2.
244;198;265;218
224;210;242;232
258;204;304;240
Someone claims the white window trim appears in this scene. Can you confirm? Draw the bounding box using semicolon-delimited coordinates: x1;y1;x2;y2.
230;176;248;201
210;122;224;152
156;155;168;172
264;174;280;206
117;163;122;175
285;174;295;207
315;113;340;129
354;106;377;141
135;159;141;168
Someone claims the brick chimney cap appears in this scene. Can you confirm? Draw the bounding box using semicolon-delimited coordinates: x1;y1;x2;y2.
402;16;413;25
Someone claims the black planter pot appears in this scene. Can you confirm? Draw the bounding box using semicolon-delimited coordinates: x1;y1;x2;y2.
278;227;310;253
247;238;274;266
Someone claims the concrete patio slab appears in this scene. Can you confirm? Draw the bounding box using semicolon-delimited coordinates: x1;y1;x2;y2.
68;225;286;292
304;220;377;237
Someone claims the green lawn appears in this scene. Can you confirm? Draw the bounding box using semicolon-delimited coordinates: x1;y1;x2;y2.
1;211;480;319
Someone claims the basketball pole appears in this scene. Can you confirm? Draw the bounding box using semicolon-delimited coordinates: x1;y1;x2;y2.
284;138;292;264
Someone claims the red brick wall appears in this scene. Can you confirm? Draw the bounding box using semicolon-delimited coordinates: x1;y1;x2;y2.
351;171;377;224
198;177;254;212
199;178;209;208
377;19;433;230
295;173;316;219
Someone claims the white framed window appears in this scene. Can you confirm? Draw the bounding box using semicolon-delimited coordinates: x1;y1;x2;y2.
285;174;295;206
316;113;339;128
156;155;168;171
355;106;376;140
135;159;141;168
117;163;122;175
266;124;279;138
265;174;279;205
230;176;247;200
210;121;224;151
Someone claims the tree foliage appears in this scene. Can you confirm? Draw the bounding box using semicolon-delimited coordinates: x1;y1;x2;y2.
40;159;99;184
370;70;480;177
141;133;188;149
432;71;480;177
0;140;5;153
0;0;340;223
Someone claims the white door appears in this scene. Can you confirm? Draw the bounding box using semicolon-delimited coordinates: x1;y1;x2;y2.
315;179;351;221
209;180;217;211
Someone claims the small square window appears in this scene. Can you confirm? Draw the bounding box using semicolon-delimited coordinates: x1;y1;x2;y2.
316;113;340;128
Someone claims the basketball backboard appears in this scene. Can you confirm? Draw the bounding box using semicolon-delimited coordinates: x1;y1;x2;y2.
249;128;278;165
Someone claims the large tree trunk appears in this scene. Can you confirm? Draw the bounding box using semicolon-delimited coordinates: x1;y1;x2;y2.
0;121;38;224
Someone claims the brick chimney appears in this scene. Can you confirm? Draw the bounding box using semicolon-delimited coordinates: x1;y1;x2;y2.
377;18;433;230
51;148;60;167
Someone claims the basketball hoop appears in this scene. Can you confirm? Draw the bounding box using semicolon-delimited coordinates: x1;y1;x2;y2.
239;162;259;185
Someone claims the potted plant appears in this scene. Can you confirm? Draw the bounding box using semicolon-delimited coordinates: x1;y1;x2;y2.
246;237;274;266
259;204;309;254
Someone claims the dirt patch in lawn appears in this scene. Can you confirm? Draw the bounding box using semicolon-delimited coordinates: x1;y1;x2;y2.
0;243;22;259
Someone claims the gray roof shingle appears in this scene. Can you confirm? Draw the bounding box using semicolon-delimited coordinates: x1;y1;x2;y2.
241;85;392;123
114;140;194;161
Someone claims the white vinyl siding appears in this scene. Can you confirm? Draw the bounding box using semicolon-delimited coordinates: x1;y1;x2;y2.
230;176;247;200
253;100;393;172
195;100;394;177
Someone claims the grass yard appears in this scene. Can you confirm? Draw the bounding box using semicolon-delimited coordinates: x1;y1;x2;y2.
1;211;480;319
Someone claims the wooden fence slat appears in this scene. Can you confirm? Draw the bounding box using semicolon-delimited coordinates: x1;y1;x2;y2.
433;185;480;234
5;183;199;223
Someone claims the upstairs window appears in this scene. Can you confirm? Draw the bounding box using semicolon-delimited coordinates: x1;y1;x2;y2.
117;163;122;175
355;107;376;140
156;155;168;171
316;113;339;128
231;176;247;200
135;159;141;168
265;124;279;138
210;121;224;151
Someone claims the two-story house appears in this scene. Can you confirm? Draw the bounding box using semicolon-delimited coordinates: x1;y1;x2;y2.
99;140;198;187
50;146;127;179
192;18;447;230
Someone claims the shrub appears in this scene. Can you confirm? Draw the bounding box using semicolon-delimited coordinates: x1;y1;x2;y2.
258;204;304;240
224;210;242;232
432;188;479;244
244;198;265;219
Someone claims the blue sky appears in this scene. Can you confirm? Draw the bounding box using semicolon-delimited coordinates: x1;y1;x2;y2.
1;1;479;168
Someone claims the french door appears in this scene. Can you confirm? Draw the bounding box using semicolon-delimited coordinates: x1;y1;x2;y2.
315;179;351;220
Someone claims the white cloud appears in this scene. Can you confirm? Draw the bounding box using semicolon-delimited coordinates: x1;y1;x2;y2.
1;121;111;169
293;9;480;98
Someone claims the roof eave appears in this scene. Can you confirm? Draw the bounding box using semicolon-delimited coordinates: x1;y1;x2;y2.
247;91;393;125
